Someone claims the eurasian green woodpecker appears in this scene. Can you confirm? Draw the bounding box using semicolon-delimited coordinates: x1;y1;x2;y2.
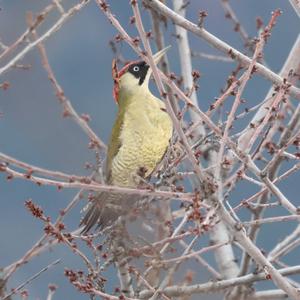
81;47;173;233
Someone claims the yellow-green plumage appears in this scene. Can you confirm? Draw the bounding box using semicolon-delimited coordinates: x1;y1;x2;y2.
107;89;172;187
81;52;173;233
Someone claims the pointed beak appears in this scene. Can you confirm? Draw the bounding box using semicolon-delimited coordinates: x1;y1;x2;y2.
152;45;171;64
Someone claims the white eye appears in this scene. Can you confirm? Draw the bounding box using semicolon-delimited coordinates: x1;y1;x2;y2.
133;66;140;72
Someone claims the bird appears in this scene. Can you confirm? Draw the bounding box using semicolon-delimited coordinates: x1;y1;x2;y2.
81;47;173;233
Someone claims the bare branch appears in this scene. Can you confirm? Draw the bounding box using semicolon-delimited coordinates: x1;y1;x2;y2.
2;260;60;300
138;265;300;298
26;11;106;150
143;0;300;100
289;0;300;18
0;0;91;76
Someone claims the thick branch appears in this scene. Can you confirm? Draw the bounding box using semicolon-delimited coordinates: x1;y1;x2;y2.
138;265;300;298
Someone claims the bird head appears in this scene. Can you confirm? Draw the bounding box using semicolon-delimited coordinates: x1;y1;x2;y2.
112;46;170;103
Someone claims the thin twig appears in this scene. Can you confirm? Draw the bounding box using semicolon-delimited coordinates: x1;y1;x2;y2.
0;0;91;76
2;165;194;201
143;0;300;100
26;11;106;150
2;260;61;300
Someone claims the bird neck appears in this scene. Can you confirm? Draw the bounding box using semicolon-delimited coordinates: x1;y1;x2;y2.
117;84;152;109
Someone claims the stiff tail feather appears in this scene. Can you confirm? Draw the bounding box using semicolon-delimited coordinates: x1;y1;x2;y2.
80;192;135;234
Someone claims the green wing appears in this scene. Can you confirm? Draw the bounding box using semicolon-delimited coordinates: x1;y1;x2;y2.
105;108;125;183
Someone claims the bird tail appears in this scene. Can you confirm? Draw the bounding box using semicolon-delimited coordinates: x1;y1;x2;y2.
80;192;131;234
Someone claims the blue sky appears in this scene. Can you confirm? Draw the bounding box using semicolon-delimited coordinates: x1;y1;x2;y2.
0;1;299;299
